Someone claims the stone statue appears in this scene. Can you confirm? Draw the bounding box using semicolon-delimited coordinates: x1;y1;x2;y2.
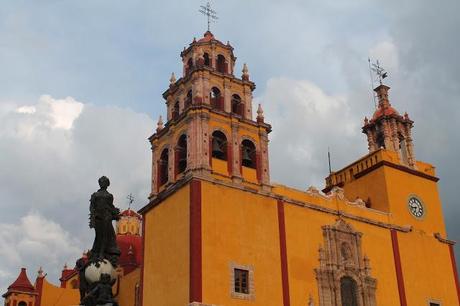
80;176;121;306
89;176;121;265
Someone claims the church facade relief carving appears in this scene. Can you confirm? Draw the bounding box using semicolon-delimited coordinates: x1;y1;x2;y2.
315;219;377;306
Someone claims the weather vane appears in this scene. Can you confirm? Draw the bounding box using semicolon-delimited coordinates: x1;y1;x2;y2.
127;193;134;210
368;58;389;108
369;59;388;85
199;1;218;32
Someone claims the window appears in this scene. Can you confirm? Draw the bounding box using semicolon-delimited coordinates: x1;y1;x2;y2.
241;139;256;169
210;87;223;110
185;90;192;108
231;94;244;116
429;303;440;306
18;302;27;306
158;148;169;186
211;131;227;160
217;54;226;73
187;57;193;75
176;134;187;175
234;269;249;294
204;53;210;66
172;101;179;120
340;277;358;306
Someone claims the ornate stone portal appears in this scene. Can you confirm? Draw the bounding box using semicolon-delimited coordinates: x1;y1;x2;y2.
315;219;377;306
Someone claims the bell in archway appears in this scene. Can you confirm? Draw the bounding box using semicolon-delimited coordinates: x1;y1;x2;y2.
212;140;224;159
242;147;253;167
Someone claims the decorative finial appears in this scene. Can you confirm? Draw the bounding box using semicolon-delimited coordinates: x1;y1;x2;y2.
199;1;218;32
169;72;176;85
257;104;264;123
63;263;68;270
364;116;369;125
193;37;196;43
38;266;44;277
242;63;249;81
156;115;164;132
404;112;409;120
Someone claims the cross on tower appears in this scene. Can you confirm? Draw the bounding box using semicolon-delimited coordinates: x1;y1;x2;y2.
199;1;218;32
127;193;134;210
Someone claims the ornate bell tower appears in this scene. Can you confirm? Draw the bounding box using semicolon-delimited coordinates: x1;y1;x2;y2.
149;31;272;198
362;84;416;168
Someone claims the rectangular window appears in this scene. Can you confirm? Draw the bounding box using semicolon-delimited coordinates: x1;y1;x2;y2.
429;302;440;306
234;268;249;294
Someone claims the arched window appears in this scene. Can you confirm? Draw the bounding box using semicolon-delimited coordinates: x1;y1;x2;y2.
231;94;244;116
210;87;223;110
159;148;169;186
211;131;227;160
204;53;210;66
376;132;385;149
18;302;27;306
217;54;226;73
172;101;179;120
176;134;187;175
185;90;192;108
241;139;256;168
187;58;193;75
340;277;358;306
71;279;79;289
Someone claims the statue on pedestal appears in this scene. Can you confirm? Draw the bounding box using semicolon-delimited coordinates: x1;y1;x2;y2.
80;176;121;306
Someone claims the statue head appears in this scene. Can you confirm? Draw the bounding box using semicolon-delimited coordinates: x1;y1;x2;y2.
98;176;110;189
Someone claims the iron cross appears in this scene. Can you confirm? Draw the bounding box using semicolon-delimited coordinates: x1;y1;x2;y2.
199;1;218;32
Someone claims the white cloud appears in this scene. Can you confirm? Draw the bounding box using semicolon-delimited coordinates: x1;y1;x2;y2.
257;77;365;189
0;95;154;293
369;40;399;73
0;212;82;294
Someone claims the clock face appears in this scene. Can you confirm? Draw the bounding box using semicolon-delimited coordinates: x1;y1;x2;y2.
408;196;425;219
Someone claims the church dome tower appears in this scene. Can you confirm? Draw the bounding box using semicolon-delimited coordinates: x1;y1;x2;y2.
149;31;272;197
2;268;37;306
362;84;416;168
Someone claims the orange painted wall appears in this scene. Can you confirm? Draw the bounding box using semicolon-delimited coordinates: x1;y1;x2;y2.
201;181;284;306
117;268;140;306
142;184;190;306
39;278;79;306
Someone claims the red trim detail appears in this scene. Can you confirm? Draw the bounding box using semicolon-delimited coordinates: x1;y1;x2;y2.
190;180;202;303
449;244;460;304
391;230;407;306
256;152;262;182
35;276;44;306
139;215;146;306
227;143;232;176
209;136;213;167
277;200;291;306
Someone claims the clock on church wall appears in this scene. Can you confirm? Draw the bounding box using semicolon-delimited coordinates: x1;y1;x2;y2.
407;195;426;219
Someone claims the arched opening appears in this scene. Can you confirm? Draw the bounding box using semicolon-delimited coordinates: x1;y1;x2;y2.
172;101;179;120
187;57;193;75
210;87;223;110
340;276;358;306
176;134;187;175
211;131;227;160
231;94;244;116
217;54;227;73
399;133;408;164
185;90;192;109
18;302;27;306
158;148;169;186
204;53;210;66
241;139;256;169
376;132;385;149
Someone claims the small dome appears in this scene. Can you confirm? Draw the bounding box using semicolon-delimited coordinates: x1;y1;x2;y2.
197;31;222;44
372;106;400;121
6;268;35;294
120;209;142;220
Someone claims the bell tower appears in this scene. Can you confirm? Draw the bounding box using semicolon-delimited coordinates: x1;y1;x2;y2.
362;84;416;168
149;31;272;198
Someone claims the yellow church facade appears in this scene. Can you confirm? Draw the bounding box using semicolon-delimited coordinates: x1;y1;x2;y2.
3;30;459;306
139;31;459;306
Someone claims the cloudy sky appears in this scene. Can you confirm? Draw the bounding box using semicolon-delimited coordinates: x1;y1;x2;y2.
1;0;459;296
